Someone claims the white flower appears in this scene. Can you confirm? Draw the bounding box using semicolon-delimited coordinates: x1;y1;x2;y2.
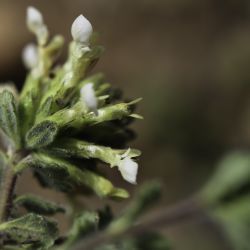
22;44;38;69
27;6;44;31
71;15;93;44
118;157;138;184
80;83;98;114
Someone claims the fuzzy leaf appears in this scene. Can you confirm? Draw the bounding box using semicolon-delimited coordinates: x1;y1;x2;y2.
0;90;21;148
26;98;140;150
14;194;65;215
15;153;129;199
211;196;250;250
0;213;58;249
25;120;58;149
200;152;250;204
62;211;98;249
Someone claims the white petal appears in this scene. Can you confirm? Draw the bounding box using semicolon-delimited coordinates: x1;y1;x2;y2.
80;83;98;114
27;6;43;30
22;44;38;69
71;15;93;44
118;157;138;184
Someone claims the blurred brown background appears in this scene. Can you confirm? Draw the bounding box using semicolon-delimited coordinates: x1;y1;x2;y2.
1;0;250;249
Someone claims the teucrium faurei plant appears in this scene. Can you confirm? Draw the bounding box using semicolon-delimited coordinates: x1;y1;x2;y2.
0;6;169;250
0;5;249;250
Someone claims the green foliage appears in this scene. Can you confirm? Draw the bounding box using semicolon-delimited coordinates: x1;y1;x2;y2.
15;153;129;198
0;6;174;250
1;4;249;250
200;152;250;250
14;195;65;215
0;90;21;148
0;213;58;249
61;211;99;249
60;182;163;250
25;120;59;149
200;151;250;205
212;196;250;250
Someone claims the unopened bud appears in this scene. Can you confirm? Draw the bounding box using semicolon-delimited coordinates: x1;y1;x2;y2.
27;6;43;31
71;15;93;44
22;44;38;69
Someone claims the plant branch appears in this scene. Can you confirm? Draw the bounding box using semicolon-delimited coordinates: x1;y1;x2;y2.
73;197;203;250
0;165;17;222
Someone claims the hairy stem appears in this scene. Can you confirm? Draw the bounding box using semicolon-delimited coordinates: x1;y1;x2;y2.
0;165;17;222
73;198;203;250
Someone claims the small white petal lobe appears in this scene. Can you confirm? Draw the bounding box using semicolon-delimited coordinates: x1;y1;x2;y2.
80;83;98;114
118;157;138;184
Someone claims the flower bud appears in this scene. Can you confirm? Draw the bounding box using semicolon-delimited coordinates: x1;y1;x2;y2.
27;6;43;31
80;83;98;114
71;15;93;44
22;44;38;69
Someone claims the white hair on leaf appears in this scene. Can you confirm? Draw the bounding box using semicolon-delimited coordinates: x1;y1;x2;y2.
71;15;93;44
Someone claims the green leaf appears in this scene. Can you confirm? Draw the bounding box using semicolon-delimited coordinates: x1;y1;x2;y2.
26;102;85;149
26;96;141;150
200;152;250;205
25;120;59;149
61;211;98;250
211;196;250;250
14;194;65;215
0;90;21;148
0;213;58;249
15;153;129;199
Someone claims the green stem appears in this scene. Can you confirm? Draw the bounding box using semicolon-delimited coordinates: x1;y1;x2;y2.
0;165;17;222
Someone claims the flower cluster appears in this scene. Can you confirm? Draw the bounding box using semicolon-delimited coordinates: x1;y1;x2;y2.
1;6;142;199
0;7;171;250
